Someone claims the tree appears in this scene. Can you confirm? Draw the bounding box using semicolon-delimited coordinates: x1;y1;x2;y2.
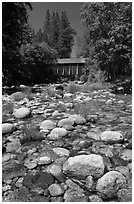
34;28;43;43
41;10;76;58
20;42;58;84
42;9;51;44
57;11;76;58
80;2;132;81
2;2;32;85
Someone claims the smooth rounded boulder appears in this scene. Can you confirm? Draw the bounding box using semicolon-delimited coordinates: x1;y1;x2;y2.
40;120;55;131
96;171;126;198
47;128;68;140
100;131;124;143
2;123;14;134
68;114;86;125
14;108;31;119
63;154;105;179
58;118;74;127
10;92;25;101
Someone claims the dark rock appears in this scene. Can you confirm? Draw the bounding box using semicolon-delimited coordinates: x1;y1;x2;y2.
2;161;26;182
31;195;50;202
3;187;31;202
23;171;54;189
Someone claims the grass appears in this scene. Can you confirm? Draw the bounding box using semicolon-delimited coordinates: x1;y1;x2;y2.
2;102;14;115
20;125;44;144
66;81;108;94
46;87;56;97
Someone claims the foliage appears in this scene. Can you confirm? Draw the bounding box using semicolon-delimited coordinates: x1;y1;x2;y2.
21;125;43;144
2;102;14;115
35;10;76;58
67;81;107;94
20;42;58;84
2;2;32;86
67;82;83;94
80;2;132;81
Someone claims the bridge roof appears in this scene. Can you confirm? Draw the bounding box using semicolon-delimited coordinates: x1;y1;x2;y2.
57;58;86;64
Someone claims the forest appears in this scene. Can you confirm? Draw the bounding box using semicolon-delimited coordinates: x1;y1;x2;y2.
2;2;132;86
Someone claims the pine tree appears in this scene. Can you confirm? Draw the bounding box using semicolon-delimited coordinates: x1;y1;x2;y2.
35;28;43;43
43;9;51;44
57;11;76;58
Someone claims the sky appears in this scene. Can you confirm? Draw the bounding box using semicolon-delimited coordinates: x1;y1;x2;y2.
28;2;85;57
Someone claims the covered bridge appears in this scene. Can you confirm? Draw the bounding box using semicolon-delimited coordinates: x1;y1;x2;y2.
52;58;87;77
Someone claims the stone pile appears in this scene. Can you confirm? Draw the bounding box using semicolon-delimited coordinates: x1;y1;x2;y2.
2;84;132;202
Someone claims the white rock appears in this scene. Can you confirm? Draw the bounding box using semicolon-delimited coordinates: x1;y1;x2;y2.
118;100;124;104
48;128;67;140
48;184;64;196
63;154;105;179
58;118;74;127
53;148;70;157
2;123;14;134
38;156;52;165
100;131;124;143
120;149;132;162
96;171;126;198
106;99;113;105
14;107;31;118
40;120;55;131
68;114;86;125
64;93;73;98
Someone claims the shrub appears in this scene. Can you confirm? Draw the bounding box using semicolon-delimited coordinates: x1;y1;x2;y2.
83;82;105;92
2;102;14;114
46;88;56;97
21;125;43;144
67;82;82;94
88;69;107;83
80;75;88;83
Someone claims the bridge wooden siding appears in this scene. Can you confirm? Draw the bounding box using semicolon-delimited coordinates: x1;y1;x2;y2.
52;58;87;77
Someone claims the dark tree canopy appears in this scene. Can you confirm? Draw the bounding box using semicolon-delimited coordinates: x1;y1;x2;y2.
2;2;32;85
35;10;76;58
2;3;58;86
78;2;132;81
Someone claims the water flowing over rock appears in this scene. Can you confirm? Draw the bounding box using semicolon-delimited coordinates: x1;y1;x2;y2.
63;154;105;179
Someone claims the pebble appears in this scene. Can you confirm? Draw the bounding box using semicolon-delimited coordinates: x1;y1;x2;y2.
2;83;132;202
49;165;65;182
48;128;68;140
48;184;64;196
24;158;38;169
6;141;21;153
40;120;55;130
100;130;124;143
53;148;70;157
14;107;31;118
106;99;113;105
58;118;74;127
68;114;86;125
38;156;52;165
120;149;132;162
85;176;94;189
2;123;14;134
89;194;103;202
